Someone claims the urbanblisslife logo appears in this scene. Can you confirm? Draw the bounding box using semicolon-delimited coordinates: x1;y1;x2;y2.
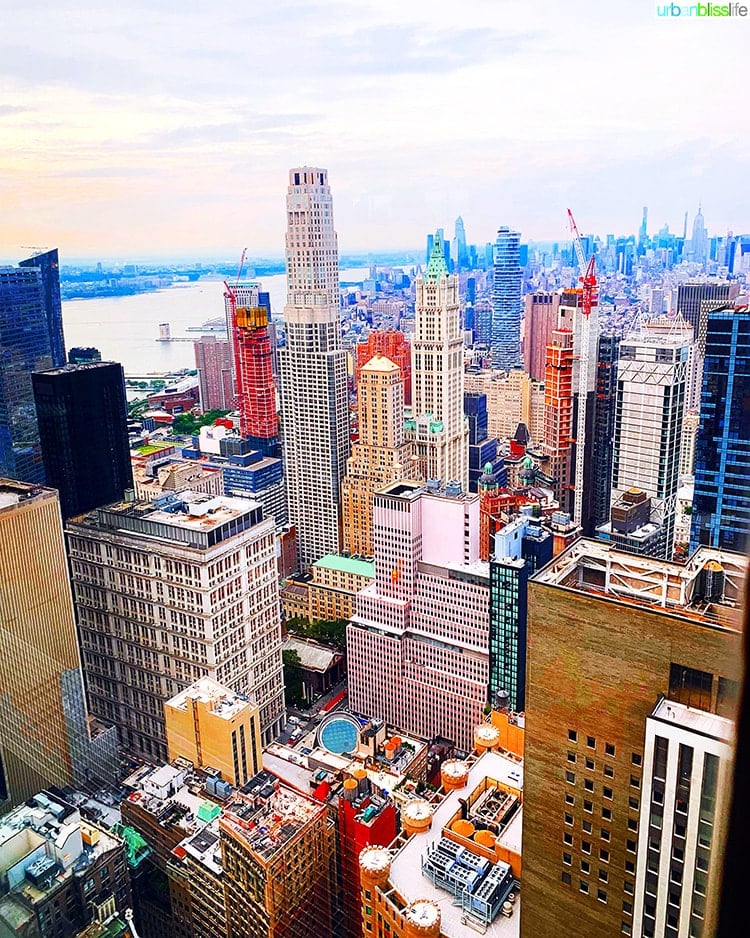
657;2;748;14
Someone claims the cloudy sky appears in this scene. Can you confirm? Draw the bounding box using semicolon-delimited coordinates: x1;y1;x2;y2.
1;0;746;260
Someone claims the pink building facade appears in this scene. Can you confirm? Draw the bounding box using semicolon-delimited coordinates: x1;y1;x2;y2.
347;481;489;751
523;291;560;383
194;335;234;411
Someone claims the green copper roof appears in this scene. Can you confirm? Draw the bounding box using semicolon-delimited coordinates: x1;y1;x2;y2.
198;801;221;822
313;553;375;577
112;823;152;868
425;232;448;280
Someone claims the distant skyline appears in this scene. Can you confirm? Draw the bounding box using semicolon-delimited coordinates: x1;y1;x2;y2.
2;0;747;258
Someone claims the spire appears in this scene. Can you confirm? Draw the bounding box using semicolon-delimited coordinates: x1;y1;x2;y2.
425;231;448;280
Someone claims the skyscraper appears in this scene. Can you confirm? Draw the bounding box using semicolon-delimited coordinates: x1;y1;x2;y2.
194;334;234;411
608;324;690;558
406;233;468;488
590;332;621;533
341;353;413;556
521;539;746;938
278;167;349;570
67;492;285;759
489;515;552;713
19;249;66;368
0;481;118;812
355;330;411;405
0;265;53;483
491;227;522;370
32;362;133;519
539;305;575;511
676;281;737;410
347;480;488;751
454;215;468;270
524;291;561;383
689;204;708;266
228;282;279;455
690;304;750;555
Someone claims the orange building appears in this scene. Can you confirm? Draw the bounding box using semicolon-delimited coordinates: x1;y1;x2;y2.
164;677;262;787
355;330;412;404
540;323;574;510
342;354;414;556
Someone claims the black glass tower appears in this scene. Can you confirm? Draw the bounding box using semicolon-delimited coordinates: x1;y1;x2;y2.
0;266;54;483
590;332;621;533
32;362;133;519
19;249;66;368
690;305;750;554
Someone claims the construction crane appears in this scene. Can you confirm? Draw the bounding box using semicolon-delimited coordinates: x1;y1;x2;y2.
567;209;598;527
224;246;248;310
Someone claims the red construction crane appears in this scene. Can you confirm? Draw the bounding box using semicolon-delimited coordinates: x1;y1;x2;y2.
567;209;599;525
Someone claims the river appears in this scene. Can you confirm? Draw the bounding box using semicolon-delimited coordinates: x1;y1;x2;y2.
61;267;372;375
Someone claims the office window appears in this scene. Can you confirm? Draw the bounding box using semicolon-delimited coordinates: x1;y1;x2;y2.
583;820;593;834
600;848;610;863
565;813;574;826
598;889;607;903
599;869;609;883
630;775;641;789
566;771;576;784
567;751;577;763
582;840;591;854
604;764;615;778
604;786;613;800
563;852;572;866
584;799;593;813
601;828;611;842
625;861;635;874
580;881;589;894
621;924;632;936
568;729;578;742
581;860;590;874
624;880;634;894
562;871;571;884
628;818;638;831
587;736;596;749
585;779;594;792
585;757;595;770
565;793;575;806
564;832;573;845
632;752;643;767
623;901;633;914
669;663;712;711
602;807;612;821
605;743;616;756
629;797;640;811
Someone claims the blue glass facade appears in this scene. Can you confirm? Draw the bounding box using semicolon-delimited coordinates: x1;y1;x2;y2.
0;267;53;482
465;392;506;493
20;250;66;368
488;519;553;711
690;307;750;554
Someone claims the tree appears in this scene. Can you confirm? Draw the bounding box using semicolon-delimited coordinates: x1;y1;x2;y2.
282;649;304;706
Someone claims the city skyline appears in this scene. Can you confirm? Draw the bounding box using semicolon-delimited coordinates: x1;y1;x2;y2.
2;0;747;257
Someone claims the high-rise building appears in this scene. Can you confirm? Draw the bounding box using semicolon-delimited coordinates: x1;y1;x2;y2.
19;249;66;368
454;215;468;270
464;368;545;445
355;330;411;405
489;515;553;713
164;677;262;787
638;206;648;246
68;346;102;364
278;167;349;570
524;291;561;383
522;539;746;938
539;305;575;511
341;354;413;556
219;775;335;938
0;481;118;812
31;362;133;520
406;234;468;488
676;281;738;410
194;335;234;411
690;304;750;555
590;333;621;532
227;283;279;455
67;492;285;759
491;227;522;370
689;204;709;266
0;265;53;482
464;392;506;493
606;324;690;558
347;480;489;751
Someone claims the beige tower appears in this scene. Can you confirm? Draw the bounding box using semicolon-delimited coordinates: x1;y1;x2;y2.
342;353;413;555
406;232;468;489
0;480;117;812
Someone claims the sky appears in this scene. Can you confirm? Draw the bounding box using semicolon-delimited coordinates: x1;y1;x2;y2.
1;0;747;260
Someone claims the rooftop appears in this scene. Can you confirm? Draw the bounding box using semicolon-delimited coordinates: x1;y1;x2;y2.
532;539;746;629
281;636;341;673
220;775;324;863
361;352;399;373
166;676;252;720
388;750;523;938
0;480;52;511
313;553;375;578
650;697;735;743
